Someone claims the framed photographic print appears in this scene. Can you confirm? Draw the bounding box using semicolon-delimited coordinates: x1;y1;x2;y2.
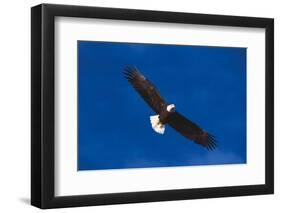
31;3;274;209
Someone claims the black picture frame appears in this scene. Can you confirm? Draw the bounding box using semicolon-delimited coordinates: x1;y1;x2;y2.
31;3;274;209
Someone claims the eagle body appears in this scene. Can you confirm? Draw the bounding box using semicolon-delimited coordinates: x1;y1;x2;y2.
159;107;173;124
150;104;175;134
124;66;217;150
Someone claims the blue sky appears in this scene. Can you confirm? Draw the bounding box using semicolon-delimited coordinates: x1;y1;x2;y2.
78;41;246;171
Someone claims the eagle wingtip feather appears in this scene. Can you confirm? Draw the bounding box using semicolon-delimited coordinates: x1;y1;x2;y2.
123;65;139;81
206;134;218;151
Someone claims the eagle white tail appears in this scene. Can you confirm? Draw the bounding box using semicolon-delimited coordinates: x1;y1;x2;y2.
150;115;165;134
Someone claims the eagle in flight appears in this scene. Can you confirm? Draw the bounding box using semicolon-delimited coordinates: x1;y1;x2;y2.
124;66;217;150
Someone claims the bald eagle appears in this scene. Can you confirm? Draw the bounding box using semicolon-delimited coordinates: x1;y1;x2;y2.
124;66;217;150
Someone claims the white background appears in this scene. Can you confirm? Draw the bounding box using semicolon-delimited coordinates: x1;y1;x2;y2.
0;0;279;212
55;17;265;196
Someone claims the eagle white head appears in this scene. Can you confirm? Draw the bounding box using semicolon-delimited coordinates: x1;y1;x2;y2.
167;104;176;112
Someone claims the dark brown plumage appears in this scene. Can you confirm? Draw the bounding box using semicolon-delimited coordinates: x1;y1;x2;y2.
124;66;166;114
124;66;217;150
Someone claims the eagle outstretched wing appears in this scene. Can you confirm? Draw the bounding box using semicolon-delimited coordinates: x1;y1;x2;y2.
167;112;217;150
124;66;167;114
124;66;217;150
